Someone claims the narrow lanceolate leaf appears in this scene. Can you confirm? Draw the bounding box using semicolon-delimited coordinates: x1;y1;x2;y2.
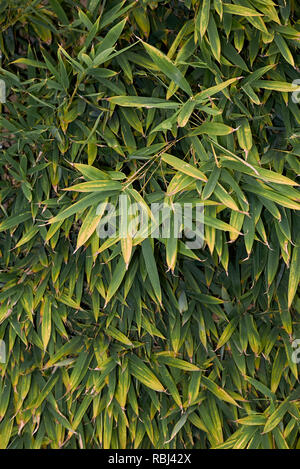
177;99;195;127
41;296;52;350
201;376;240;406
120;194;132;269
161;153;207;181
11;58;48;68
76;201;108;250
271;348;286;393
202;167;221;200
288;243;300;308
0;212;32;232
96;18;127;54
195;78;240;101
223;4;263;16
105;258;127;307
274;33;295;67
48;193;106;224
237;118;253;153
64;180;122;192
73;163;111;180
71;395;93;432
141;238;162;305
220;158;299;186
253;81;300;92
188;122;236;136
106;326;133;346
198;0;210;39
128;355;165;392
215;317;239;350
155;355;200;371
0;418;14;449
204;215;241;234
263;399;291;434
244;184;300;210
166;214;178;273
207;15;220;62
165;413;188;443
15;226;39;248
28;373;59;410
236;415;266;426
141;41;193;95
214;183;240;211
107;96;180;109
68;351;93;392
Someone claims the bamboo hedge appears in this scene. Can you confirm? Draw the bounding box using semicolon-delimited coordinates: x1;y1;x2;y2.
0;0;300;449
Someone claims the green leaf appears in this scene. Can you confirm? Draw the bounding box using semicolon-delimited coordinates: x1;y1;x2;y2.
0;212;32;232
199;0;211;39
41;296;52;350
105;257;127;307
263;399;290;434
128;355;165;392
156;355;200;371
107;96;180;109
48;193;106;224
288;243;300;308
141;41;193;96
223;4;263;16
188;122;235;136
64;180;122;192
274;33;295;67
141;238;162;305
253;81;300;92
201;376;240;406
161;153;207;181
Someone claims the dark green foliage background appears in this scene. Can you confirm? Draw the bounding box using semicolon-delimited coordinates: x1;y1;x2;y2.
0;0;300;449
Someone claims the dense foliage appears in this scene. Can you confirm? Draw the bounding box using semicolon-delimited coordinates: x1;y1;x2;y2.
0;0;300;449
